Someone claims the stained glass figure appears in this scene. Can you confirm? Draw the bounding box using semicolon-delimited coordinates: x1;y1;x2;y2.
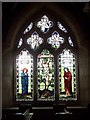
37;49;55;101
23;22;33;34
57;22;67;33
27;31;44;49
16;49;33;101
37;15;53;33
64;67;72;96
58;49;77;100
17;38;23;48
68;37;74;47
47;31;64;49
21;68;28;95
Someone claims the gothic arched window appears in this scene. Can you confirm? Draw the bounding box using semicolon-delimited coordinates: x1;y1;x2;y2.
15;14;78;102
16;49;34;101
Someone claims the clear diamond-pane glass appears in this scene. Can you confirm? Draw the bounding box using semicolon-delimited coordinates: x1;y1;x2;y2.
17;38;23;48
37;15;53;33
58;49;77;100
37;49;55;101
16;49;33;101
27;31;44;49
68;37;74;47
23;22;33;34
47;31;64;49
57;22;67;33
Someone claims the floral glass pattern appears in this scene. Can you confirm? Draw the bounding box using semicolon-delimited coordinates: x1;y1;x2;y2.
27;31;44;49
47;31;64;49
58;49;77;100
23;22;33;34
17;38;23;48
16;49;33;101
57;22;67;33
37;15;53;33
68;37;74;47
37;49;55;101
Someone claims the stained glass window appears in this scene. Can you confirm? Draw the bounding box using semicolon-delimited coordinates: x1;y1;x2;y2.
17;38;23;48
57;22;67;33
37;15;53;33
16;49;33;101
15;14;78;102
27;31;44;49
47;31;64;49
23;22;33;34
58;49;77;100
68;37;74;47
37;49;55;101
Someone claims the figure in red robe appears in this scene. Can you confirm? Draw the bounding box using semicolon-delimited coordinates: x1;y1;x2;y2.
64;67;72;96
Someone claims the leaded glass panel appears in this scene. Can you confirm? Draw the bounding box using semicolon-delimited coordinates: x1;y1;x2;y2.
17;38;23;48
68;37;74;47
27;31;44;49
58;49;77;100
23;22;33;34
47;31;64;49
37;15;53;33
16;49;33;101
57;22;67;33
37;49;55;101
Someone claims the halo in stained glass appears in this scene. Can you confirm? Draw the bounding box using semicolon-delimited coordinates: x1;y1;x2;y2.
17;38;23;48
47;31;64;49
37;49;55;101
57;22;67;33
68;37;74;47
27;31;44;49
23;22;33;34
37;15;53;33
16;49;33;101
58;49;77;100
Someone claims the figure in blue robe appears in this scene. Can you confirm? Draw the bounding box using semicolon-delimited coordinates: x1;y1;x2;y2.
21;68;28;95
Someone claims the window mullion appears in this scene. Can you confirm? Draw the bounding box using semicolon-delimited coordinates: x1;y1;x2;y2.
34;55;37;102
54;55;59;101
